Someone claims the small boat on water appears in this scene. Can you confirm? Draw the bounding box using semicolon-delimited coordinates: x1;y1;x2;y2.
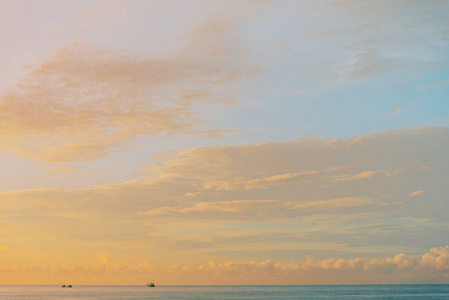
147;282;155;287
62;284;72;288
62;285;66;288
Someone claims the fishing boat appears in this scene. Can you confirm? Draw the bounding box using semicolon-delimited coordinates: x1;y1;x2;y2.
147;282;155;287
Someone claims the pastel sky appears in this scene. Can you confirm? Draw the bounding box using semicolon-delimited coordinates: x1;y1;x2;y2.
0;0;448;285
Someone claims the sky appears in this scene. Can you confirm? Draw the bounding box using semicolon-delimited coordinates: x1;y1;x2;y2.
0;0;448;285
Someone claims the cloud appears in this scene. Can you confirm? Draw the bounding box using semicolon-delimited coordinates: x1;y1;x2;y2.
392;107;404;116
325;0;449;80
418;246;449;271
334;169;403;182
141;199;282;216
194;246;449;284
2;245;447;285
362;253;415;273
0;127;447;274
291;197;371;210
199;173;302;191
418;78;449;91
0;17;260;163
408;190;424;197
198;166;348;192
0;127;446;222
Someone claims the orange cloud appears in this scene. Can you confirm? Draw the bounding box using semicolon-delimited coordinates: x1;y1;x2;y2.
0;17;259;163
200;171;316;192
393;107;405;115
418;246;449;271
1;246;448;285
197;165;352;193
292;197;371;210
141;199;282;216
0;127;447;284
334;169;403;182
408;190;424;197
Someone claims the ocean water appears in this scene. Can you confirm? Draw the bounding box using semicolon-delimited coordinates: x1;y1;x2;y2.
1;285;449;299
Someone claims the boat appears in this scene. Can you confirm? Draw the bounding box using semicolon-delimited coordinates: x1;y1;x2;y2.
147;282;155;287
62;285;66;288
68;285;72;288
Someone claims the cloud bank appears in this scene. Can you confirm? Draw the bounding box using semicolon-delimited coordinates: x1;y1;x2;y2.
0;127;447;276
1;246;449;285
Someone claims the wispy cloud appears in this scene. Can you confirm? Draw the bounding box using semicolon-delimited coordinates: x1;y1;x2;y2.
418;78;449;91
334;169;403;182
291;197;371;210
0;18;260;163
408;190;424;197
141;200;282;216
198;166;348;193
325;0;449;80
392;107;405;116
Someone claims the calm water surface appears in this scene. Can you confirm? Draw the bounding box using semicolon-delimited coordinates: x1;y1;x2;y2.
1;285;449;299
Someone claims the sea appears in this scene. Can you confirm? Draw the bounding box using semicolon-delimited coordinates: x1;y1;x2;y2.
1;285;449;299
